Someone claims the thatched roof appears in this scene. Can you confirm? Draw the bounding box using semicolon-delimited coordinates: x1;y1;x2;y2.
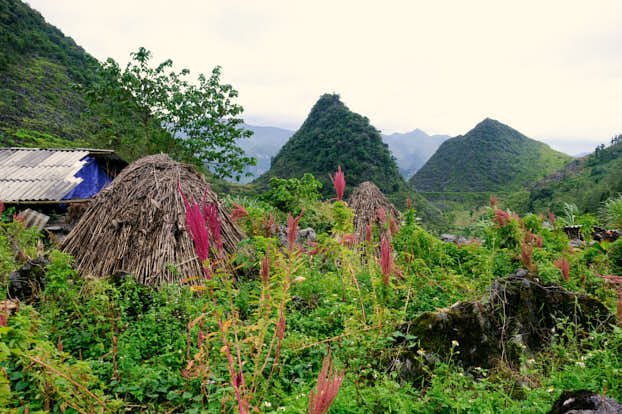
347;181;400;241
61;154;243;286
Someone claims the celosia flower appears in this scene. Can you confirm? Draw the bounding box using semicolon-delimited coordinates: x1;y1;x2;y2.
536;235;543;248
330;166;346;201
548;211;556;224
230;203;249;222
204;202;223;255
0;201;4;216
57;336;63;353
489;195;498;208
308;353;345;414
493;209;511;227
287;210;304;251
179;184;211;278
554;257;570;281
261;254;270;285
380;236;393;285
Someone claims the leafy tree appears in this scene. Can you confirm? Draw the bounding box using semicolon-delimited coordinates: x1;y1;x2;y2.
85;47;255;180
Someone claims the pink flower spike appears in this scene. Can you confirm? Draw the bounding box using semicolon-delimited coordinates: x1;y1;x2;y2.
230;203;249;222
287;210;304;251
555;257;570;281
380;236;393;286
179;184;211;278
261;254;270;285
330;166;346;201
204;202;223;255
308;352;345;414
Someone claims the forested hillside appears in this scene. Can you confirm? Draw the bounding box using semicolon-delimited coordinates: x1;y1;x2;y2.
257;94;406;197
0;0;100;146
529;136;622;214
411;118;571;192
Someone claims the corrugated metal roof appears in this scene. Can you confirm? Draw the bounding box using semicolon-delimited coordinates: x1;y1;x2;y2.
0;148;93;202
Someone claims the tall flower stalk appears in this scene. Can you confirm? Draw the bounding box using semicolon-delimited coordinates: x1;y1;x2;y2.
330;166;346;201
308;352;344;414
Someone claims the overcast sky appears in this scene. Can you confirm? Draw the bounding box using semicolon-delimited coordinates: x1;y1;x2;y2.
27;0;622;155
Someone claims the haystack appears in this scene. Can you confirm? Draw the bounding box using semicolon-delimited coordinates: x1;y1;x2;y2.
347;181;400;241
61;154;244;286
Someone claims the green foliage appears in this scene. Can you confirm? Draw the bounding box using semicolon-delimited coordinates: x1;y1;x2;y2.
257;94;407;197
529;140;622;215
84;47;255;179
608;239;622;274
602;194;622;230
263;173;322;214
412;118;571;193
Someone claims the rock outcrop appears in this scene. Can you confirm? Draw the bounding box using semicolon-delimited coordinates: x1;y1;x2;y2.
391;270;612;382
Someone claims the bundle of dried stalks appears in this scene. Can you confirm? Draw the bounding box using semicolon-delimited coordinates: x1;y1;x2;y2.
61;154;243;286
347;181;400;241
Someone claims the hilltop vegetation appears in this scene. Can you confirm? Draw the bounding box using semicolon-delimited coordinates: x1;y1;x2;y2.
529;136;622;214
0;0;100;145
411;118;571;192
258;94;406;197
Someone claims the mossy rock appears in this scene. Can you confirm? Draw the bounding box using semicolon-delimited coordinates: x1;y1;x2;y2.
391;270;612;382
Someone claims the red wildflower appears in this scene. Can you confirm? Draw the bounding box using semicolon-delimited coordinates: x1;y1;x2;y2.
204;202;223;255
57;336;63;353
617;291;622;323
365;223;373;243
548;211;556;224
330;166;346;201
261;254;270;285
0;200;4;215
536;235;543;248
489;195;498;208
406;198;412;209
13;213;24;223
230;203;248;222
276;308;286;342
179;184;211;278
493;209;511;227
555;257;570;281
380;236;393;286
308;352;345;414
307;241;322;256
520;242;534;272
264;213;276;237
287;210;304;251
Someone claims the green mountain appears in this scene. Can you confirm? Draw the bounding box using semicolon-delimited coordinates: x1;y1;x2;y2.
528;137;622;214
256;93;406;197
410;118;571;192
0;0;103;147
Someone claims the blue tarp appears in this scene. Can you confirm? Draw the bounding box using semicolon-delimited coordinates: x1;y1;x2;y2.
62;156;112;200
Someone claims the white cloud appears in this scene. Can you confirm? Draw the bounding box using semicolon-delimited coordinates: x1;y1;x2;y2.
27;0;622;154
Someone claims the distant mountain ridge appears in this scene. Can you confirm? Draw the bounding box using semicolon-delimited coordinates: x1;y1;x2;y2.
236;125;448;182
383;129;450;179
410;118;572;192
236;124;293;183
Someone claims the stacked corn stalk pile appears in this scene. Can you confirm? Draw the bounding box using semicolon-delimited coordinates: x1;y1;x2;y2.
62;154;243;287
347;181;400;242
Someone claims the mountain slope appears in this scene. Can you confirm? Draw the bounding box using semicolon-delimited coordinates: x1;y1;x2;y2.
236;124;293;183
410;118;571;192
529;138;622;214
0;0;102;145
383;129;450;179
256;93;406;197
